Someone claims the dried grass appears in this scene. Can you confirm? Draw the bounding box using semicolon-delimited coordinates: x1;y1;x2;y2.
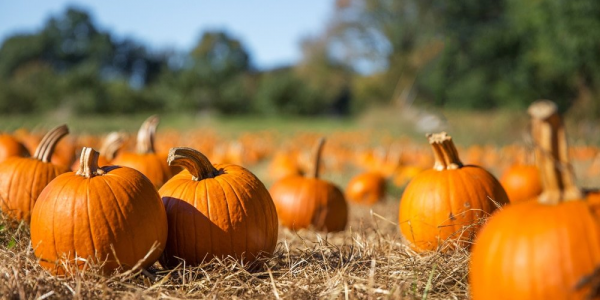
0;200;471;300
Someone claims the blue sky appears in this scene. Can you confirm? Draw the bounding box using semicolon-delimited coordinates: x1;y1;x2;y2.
0;1;334;70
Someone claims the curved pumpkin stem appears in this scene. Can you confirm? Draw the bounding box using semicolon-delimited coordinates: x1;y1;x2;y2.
427;132;463;171
100;132;126;161
136;115;159;154
168;147;219;181
528;100;582;204
312;137;326;179
33;124;69;163
76;147;104;178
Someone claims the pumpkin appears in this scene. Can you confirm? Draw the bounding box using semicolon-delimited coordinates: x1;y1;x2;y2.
0;133;30;163
0;125;71;222
30;147;168;275
499;164;542;203
345;171;386;205
158;147;278;267
398;132;509;252
71;131;126;171
270;138;348;232
112;115;172;188
470;100;600;300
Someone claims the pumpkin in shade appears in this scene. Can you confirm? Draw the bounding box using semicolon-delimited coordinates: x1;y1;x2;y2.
499;164;542;203
0;125;71;222
112;115;172;188
345;171;386;205
270;138;348;232
398;132;509;252
30;147;168;275
158;147;278;268
470;100;600;300
0;133;29;163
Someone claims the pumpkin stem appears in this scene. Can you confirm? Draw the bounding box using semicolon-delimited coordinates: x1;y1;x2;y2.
312;137;326;179
136;115;159;154
100;132;126;161
76;147;104;178
33;124;69;163
428;132;463;171
168;147;219;181
528;100;582;204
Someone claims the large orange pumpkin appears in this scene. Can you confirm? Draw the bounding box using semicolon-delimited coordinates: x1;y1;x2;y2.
0;125;71;222
398;132;509;252
30;147;168;274
470;100;600;300
0;133;29;163
112;115;171;188
270;138;348;232
159;147;278;267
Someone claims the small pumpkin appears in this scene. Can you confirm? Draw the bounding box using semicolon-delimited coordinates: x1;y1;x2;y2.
0;125;71;222
30;147;168;275
270;138;348;232
112;115;172;188
470;100;600;300
499;163;542;203
398;132;509;252
159;147;278;267
345;171;386;205
0;133;30;163
71;131;126;171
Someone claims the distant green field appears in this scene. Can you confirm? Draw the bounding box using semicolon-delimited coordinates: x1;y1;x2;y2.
1;106;598;146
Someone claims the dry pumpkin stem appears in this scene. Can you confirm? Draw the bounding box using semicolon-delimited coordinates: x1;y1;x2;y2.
99;132;126;161
167;147;219;181
528;100;583;204
427;132;463;171
76;147;104;178
311;137;326;179
136;115;159;154
32;124;69;163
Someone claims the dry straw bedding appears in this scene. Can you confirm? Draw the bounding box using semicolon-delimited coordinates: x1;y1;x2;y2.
0;200;470;300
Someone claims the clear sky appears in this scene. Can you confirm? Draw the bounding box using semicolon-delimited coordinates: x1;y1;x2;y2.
0;1;334;70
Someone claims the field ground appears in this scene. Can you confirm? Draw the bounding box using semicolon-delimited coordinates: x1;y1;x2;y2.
0;199;470;299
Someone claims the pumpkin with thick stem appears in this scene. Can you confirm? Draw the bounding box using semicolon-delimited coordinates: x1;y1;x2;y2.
398;132;509;252
270;138;348;232
0;133;30;163
158;147;278;267
30;147;167;275
470;100;600;300
0;125;71;222
112;115;172;188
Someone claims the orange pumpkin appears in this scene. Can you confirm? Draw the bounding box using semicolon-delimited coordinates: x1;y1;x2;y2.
0;125;71;222
158;147;278;267
398;132;509;252
470;100;600;300
0;133;29;163
71;131;126;171
30;147;168;275
499;164;542;203
270;138;348;232
112;115;172;188
345;171;386;205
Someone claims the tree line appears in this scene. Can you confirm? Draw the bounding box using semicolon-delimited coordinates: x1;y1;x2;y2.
1;1;599;117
